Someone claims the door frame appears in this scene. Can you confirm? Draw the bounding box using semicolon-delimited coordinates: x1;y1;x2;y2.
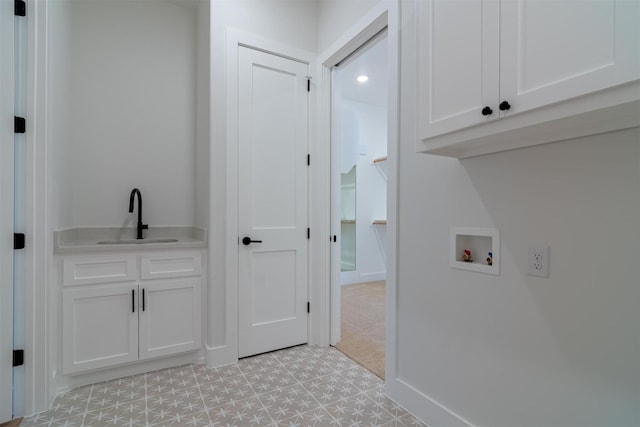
18;0;54;415
0;0;15;421
218;28;316;366
313;1;399;382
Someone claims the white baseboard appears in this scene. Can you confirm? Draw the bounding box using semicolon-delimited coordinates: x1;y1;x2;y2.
56;351;203;395
206;344;237;369
386;376;475;427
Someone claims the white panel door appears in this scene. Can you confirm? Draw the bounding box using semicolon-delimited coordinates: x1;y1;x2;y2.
0;0;15;420
62;283;139;374
238;46;309;358
417;0;500;140
138;277;202;360
499;0;640;116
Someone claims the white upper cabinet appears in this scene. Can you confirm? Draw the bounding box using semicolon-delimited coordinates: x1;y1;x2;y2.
417;0;500;139
417;0;640;157
499;0;639;115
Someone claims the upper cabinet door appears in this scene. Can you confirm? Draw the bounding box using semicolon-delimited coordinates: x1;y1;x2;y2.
499;0;640;116
417;0;500;140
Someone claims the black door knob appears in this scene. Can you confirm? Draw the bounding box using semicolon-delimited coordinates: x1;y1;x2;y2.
242;237;263;245
481;106;493;116
499;101;511;111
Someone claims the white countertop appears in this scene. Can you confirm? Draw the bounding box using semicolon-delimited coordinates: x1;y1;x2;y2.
54;226;207;254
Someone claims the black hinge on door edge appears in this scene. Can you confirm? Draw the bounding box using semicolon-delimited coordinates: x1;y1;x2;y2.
307;154;310;166
14;0;26;16
14;233;25;250
333;235;337;242
13;350;24;367
15;116;26;133
307;228;310;239
307;302;310;314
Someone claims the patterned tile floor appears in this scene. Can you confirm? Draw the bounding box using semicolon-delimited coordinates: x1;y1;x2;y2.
21;345;426;427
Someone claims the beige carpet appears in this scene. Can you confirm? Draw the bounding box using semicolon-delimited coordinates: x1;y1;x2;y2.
335;281;385;379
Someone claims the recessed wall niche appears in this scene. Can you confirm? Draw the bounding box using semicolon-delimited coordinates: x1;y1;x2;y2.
450;227;500;275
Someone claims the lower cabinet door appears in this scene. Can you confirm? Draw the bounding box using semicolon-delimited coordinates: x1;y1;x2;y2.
138;277;202;360
63;282;139;374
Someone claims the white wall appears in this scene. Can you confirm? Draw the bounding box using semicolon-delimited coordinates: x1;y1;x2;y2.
208;0;318;350
398;2;640;425
67;0;197;228
316;0;380;53
196;0;210;229
47;0;73;411
340;99;387;285
48;0;72;231
47;0;71;229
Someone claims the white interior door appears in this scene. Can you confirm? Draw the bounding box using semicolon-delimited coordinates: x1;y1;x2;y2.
238;46;309;358
0;0;15;421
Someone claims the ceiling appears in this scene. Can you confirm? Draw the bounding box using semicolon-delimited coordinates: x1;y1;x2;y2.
335;33;388;108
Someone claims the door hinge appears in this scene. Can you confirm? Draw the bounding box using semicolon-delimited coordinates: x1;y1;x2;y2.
13;350;24;367
307;154;310;166
305;76;312;92
333;235;337;242
307;302;310;313
307;228;310;239
14;233;25;250
14;116;26;134
14;0;26;16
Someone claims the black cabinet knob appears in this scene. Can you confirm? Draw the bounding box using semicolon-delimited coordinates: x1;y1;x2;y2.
242;237;263;245
481;106;493;116
499;101;511;111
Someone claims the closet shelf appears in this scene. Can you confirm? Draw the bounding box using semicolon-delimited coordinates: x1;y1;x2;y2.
372;220;387;225
341;219;356;224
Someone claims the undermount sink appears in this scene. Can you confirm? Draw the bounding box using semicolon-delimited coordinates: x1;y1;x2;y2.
97;238;179;245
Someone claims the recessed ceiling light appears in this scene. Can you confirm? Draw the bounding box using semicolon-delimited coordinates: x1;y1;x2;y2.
357;75;369;83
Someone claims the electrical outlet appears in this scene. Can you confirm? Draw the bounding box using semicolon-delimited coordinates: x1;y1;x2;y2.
528;245;549;278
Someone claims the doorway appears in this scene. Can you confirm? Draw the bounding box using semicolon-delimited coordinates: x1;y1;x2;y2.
331;31;388;378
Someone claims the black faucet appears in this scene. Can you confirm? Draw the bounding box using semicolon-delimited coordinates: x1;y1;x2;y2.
128;188;148;239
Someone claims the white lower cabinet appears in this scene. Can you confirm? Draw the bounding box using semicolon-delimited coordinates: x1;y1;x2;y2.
62;282;139;374
62;252;202;375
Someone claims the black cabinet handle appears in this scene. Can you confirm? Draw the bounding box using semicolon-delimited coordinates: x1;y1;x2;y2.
499;101;511;111
481;106;493;116
132;289;135;313
242;237;263;246
142;288;145;312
